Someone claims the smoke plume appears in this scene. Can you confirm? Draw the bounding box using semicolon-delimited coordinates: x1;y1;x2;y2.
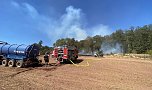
101;42;123;54
11;1;113;44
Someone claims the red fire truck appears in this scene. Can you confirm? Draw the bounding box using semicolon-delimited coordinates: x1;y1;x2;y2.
51;46;78;62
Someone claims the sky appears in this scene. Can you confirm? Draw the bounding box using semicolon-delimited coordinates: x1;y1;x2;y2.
0;0;152;46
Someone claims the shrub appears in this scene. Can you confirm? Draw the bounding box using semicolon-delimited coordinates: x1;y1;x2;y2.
147;50;152;56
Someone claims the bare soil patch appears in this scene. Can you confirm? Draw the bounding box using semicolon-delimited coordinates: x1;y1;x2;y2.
0;56;152;90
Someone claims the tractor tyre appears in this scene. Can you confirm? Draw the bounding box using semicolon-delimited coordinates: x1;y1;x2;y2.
2;59;8;67
8;60;15;67
16;60;24;68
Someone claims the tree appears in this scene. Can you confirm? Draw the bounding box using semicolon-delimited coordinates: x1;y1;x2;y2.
53;39;66;46
85;36;95;55
50;24;152;55
38;40;43;49
53;38;78;47
111;30;126;53
93;35;103;52
125;30;135;53
34;40;53;55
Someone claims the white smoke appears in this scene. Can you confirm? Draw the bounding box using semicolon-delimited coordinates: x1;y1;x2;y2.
45;6;112;42
11;1;39;18
46;6;88;41
91;24;112;36
11;1;112;44
101;42;122;54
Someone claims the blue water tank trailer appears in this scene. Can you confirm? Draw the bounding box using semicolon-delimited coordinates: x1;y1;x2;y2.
0;42;40;67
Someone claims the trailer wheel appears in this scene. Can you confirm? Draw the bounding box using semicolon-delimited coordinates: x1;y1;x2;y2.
16;60;24;68
8;60;15;67
2;60;8;67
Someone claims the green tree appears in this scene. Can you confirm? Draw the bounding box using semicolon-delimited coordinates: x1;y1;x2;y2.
37;40;43;49
84;36;95;54
111;30;126;53
53;38;78;47
93;35;103;52
34;40;53;55
125;29;135;53
131;25;151;53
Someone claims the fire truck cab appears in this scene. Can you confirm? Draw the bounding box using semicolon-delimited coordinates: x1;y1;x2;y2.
52;46;78;62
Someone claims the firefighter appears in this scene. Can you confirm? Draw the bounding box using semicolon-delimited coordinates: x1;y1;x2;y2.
44;52;49;66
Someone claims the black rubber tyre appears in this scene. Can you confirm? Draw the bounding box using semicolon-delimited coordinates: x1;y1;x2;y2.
2;60;8;67
16;60;24;68
74;57;77;60
8;60;15;67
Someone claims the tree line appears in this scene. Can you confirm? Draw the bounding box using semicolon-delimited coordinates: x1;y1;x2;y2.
34;40;53;55
36;24;152;55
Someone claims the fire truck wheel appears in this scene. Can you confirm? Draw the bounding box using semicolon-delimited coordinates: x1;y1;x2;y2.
8;60;15;67
74;57;77;60
16;60;24;68
76;55;78;58
63;59;68;63
2;59;8;67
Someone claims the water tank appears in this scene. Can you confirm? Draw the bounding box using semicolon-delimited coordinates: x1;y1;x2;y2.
0;43;39;58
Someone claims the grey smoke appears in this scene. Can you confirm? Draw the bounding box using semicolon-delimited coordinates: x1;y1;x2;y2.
101;42;123;54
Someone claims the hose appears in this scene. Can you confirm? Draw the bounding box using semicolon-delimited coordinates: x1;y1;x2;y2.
69;59;90;67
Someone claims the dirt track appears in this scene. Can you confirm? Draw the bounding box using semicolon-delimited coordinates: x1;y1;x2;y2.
0;56;152;90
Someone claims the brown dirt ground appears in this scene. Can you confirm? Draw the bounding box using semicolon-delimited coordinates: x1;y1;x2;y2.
0;56;152;90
